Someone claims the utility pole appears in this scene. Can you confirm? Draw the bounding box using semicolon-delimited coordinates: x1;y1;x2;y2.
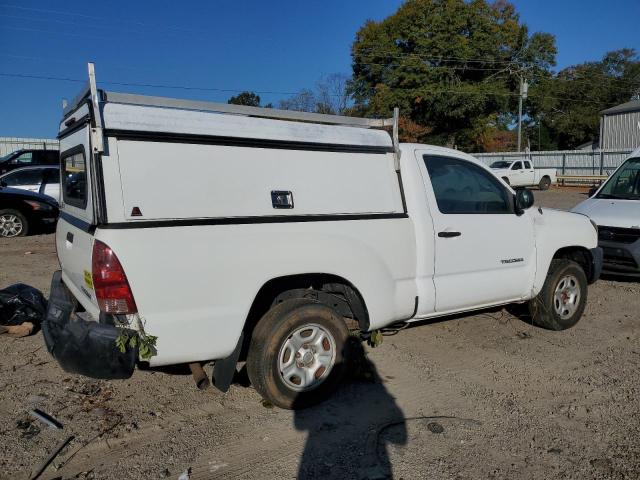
517;76;528;152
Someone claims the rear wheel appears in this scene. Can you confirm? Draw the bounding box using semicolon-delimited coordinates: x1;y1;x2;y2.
538;176;551;190
529;259;587;330
246;298;350;409
0;209;28;237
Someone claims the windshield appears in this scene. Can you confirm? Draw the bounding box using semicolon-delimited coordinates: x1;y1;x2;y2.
490;161;512;169
597;157;640;200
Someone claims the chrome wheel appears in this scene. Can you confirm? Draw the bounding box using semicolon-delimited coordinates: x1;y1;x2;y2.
0;214;23;237
553;274;580;319
278;323;337;392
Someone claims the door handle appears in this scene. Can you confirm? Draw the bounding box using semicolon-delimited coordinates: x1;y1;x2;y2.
438;231;461;238
66;232;74;243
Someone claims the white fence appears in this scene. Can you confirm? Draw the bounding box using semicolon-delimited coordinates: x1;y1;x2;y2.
0;137;59;157
474;149;633;176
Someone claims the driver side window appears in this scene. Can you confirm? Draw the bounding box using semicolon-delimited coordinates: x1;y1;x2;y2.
424;155;513;214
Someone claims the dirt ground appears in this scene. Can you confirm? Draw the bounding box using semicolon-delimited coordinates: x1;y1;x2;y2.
1;187;639;480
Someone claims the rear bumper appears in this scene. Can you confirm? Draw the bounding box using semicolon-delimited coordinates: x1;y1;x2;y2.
42;270;138;379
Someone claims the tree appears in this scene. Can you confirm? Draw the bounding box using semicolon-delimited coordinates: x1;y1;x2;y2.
228;91;261;107
278;89;317;112
528;49;640;149
316;73;351;114
349;0;556;150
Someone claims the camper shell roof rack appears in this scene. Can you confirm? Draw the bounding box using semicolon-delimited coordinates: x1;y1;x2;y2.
62;63;401;168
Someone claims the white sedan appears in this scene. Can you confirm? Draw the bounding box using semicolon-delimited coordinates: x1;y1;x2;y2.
0;166;60;201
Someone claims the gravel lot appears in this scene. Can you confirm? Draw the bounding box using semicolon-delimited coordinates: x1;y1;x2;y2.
1;187;639;480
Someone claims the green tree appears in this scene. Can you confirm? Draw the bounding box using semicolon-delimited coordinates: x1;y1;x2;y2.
228;91;261;107
349;0;556;150
528;49;640;149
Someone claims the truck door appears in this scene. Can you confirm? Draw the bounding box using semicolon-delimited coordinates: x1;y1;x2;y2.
55;103;100;314
418;152;535;313
510;161;526;186
523;161;535;185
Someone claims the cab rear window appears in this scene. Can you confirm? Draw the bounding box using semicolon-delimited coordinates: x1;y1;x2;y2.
61;148;87;208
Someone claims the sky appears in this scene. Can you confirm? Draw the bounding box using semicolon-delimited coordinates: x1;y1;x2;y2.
1;0;639;138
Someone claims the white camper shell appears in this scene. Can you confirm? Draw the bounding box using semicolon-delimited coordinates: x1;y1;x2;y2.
44;64;603;409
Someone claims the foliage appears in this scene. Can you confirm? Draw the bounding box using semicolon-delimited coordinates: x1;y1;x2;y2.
278;89;316;112
227;91;261;107
316;73;351;114
114;316;158;361
399;116;431;143
528;49;640;149
279;74;352;114
349;0;557;151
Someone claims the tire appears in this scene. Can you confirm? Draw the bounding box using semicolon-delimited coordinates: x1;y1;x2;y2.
529;259;588;331
502;177;510;186
538;176;551;190
0;209;28;237
246;298;350;409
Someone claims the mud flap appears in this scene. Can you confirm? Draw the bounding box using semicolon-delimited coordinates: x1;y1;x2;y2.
42;271;138;380
213;332;243;392
589;247;603;284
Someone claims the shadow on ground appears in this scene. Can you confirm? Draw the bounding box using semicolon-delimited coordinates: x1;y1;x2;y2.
292;338;407;479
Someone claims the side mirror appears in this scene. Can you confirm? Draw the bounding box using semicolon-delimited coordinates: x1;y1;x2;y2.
0;180;6;188
515;188;534;214
588;186;598;197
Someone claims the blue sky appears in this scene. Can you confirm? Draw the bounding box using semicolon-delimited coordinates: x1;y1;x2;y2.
1;0;639;138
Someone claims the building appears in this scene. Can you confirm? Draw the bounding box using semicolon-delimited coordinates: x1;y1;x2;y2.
599;99;640;150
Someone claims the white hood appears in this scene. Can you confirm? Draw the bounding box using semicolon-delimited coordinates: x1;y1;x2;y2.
571;197;640;229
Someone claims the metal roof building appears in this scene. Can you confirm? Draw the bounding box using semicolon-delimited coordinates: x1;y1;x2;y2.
599;99;640;150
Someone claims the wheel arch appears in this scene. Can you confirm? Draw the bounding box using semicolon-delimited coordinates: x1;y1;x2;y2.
239;273;369;360
552;246;597;283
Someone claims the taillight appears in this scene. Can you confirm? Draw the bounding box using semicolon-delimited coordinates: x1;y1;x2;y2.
92;240;137;314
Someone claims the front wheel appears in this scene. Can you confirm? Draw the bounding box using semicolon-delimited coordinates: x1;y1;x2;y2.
529;259;587;330
246;298;350;409
0;209;28;237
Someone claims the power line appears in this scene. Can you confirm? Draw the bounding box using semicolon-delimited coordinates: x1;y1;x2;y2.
0;3;204;34
0;72;302;96
2;25;112;41
0;71;614;105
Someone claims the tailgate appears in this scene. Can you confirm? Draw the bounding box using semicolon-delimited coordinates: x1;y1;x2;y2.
56;103;100;316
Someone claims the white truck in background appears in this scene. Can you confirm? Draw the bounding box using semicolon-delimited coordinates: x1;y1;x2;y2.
43;64;602;410
490;159;557;190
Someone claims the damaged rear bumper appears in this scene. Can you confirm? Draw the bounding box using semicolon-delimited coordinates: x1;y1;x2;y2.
42;270;138;379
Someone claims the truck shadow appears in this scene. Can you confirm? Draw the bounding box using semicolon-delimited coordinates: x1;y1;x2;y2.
291;337;407;479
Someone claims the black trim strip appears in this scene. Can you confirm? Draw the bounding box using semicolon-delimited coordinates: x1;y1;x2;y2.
57;116;89;139
99;213;408;230
104;129;394;154
396;170;408;214
59;211;94;233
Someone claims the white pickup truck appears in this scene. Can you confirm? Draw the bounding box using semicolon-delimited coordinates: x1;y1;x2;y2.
43;65;602;409
490;159;557;190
